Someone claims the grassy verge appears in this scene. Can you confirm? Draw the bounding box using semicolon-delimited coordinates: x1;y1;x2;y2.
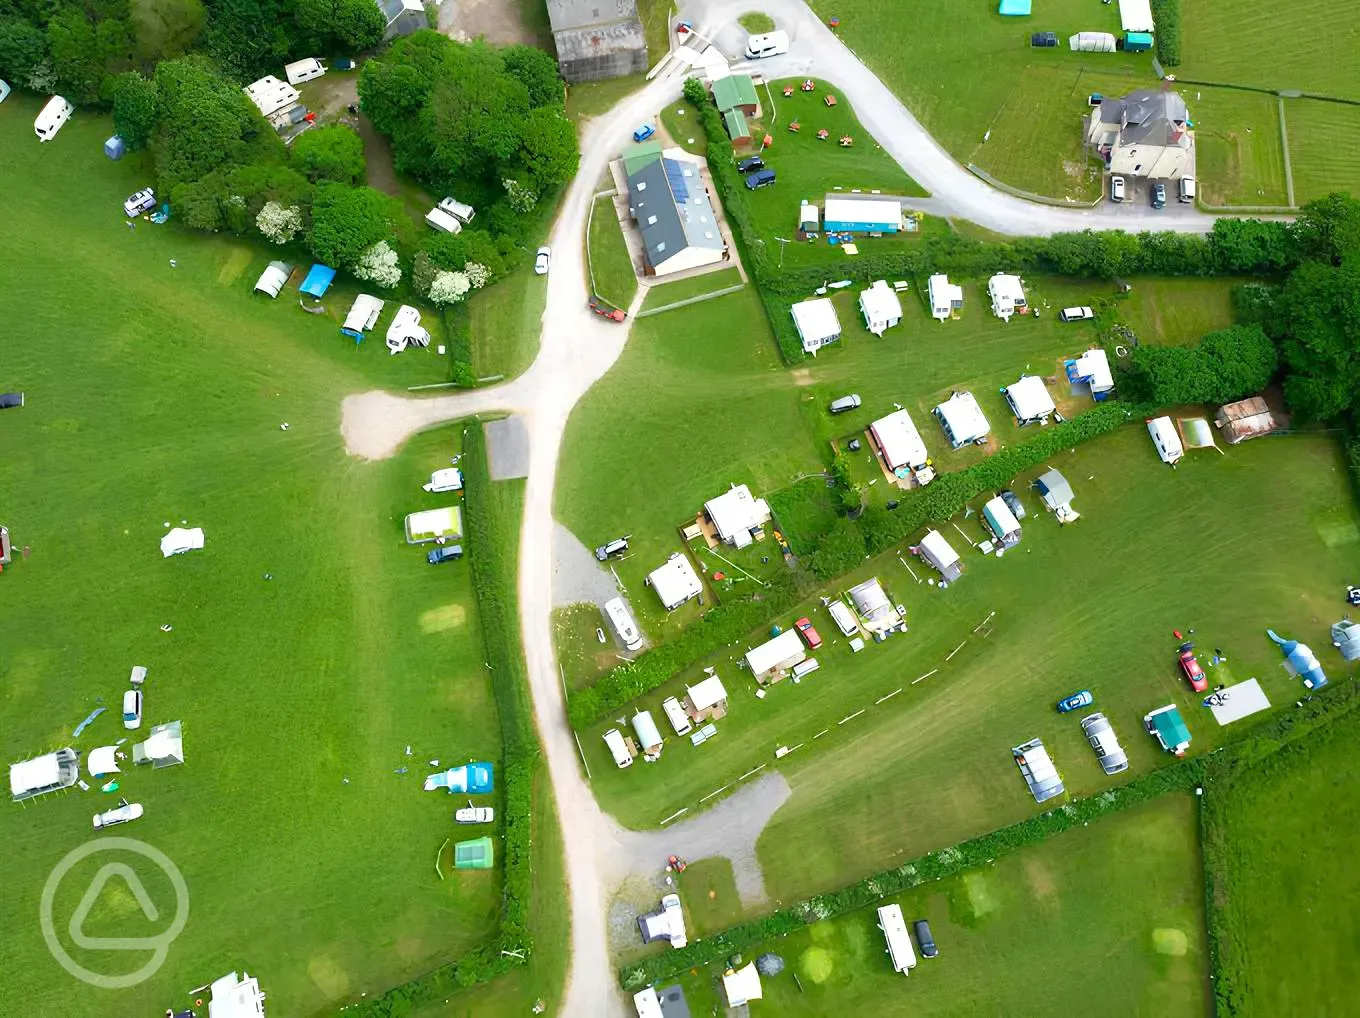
588;195;639;309
738;11;776;34
640;266;744;310
660;97;708;157
468;269;547;380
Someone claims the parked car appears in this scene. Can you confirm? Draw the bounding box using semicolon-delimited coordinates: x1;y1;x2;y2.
1178;643;1207;692
913;919;938;958
1151;183;1167;209
1030;31;1059;47
744;168;777;190
1080;713;1129;774
455;801;495;824
534;245;551;275
633;123;655;142
1059;306;1095;322
122;688;143;730
828;394;861;414
595;537;629;561
123;188;156;217
1109;175;1126;202
738;156;765;173
1000;489;1027;520
795;617;822;650
1057;689;1093;713
93;799;144;829
427;544;464;565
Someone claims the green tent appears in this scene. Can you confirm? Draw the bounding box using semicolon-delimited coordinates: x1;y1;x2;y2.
454;837;494;870
1148;706;1191;754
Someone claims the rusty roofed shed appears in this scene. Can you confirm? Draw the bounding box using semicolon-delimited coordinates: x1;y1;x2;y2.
1215;397;1278;444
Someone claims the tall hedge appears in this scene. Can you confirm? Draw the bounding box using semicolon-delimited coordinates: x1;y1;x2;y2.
1150;0;1182;66
1117;324;1278;406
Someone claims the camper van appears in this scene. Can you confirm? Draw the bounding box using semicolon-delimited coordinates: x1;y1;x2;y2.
603;728;633;769
1179;176;1197;203
425;207;463;234
34;95;74;141
437;197;476;224
604;596;644;651
744;30;790;59
284;58;327;85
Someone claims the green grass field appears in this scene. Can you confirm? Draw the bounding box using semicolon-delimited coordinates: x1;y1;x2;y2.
640;267;744;310
0;104;515;1016
670;793;1210;1016
1120;278;1240;346
1189;88;1289;207
675;857;744;938
660;97;708;158
1202;698;1360;1016
1284;100;1360;205
468;269;547;381
588;195;639;310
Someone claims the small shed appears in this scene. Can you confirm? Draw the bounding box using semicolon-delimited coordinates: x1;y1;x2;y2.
723;963;763;1007
647;553;703;610
1002;375;1056;425
686;675;728;719
404;506;463;544
927;274;964;321
1215;397;1277;444
823;197;902;234
1034;468;1078;522
982;495;1022;547
342;294;385;340
253;261;291;298
919;529;962;581
723;108;751;144
1332;619;1360;662
935;391;990;446
299;264;337;298
798;202;820;237
103;135;125;160
132;720;184;768
711;73;760;115
632;710;663;755
859;280;903;336
1147;416;1183;464
453;836;494;870
744;629;806;681
790;297;841;355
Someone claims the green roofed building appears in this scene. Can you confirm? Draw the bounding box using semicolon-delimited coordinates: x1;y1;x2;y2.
711;73;760;116
622;140;663;176
723;108;751;144
454;836;494;870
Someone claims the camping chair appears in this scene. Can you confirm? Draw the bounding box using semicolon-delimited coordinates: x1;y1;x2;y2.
783;85;794;97
816;129;830;140
824;94;838;107
788;120;801;132
839;136;853;147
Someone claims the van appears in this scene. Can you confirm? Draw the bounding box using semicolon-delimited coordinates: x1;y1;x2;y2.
284;58;327;86
827;599;858;637
604;596;644;651
744;30;790;59
425;207;463;234
1178;176;1196;203
661;697;692;737
437;197;476;224
122;689;143;730
603;728;633;768
34;95;74;142
828;394;861;414
1080;712;1130;774
744;168;776;190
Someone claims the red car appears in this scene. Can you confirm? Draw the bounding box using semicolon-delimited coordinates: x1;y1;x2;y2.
1178;645;1207;692
795;617;822;650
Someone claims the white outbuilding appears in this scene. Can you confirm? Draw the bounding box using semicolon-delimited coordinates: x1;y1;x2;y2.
253;260;291;298
790;297;841;355
927;274;964;321
869;409;934;485
987;273;1027;321
647;553;703;611
704;484;771;548
1002;375;1056;425
1147;416;1184;464
744;629;806;681
859;279;904;336
934;391;990;446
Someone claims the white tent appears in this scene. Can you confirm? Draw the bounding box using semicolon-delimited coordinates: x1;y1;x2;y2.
1003;375;1056;424
687;675;728;712
790;297;841;355
208;971;266;1018
927;273;964;321
705;484;770;548
160;527;205;558
859;280;904;336
1119;0;1155;32
1070;31;1117;52
983;495;1022;546
935;392;989;446
848;577;903;634
404;506;462;543
723;963;764;1007
799;201;820;234
870;410;932;480
648;553;702;610
134;720;184;768
343;294;385;335
87;745;120;777
385;304;431;355
744;629;806;679
253;261;290;298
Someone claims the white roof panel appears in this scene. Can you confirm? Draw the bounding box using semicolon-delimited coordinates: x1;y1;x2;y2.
936;391;989;443
870;409;929;472
687;675;728;711
823;197;901;228
790;297;840;344
744;629;805;676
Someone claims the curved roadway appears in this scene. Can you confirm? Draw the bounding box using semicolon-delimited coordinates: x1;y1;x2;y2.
342;3;1234;1013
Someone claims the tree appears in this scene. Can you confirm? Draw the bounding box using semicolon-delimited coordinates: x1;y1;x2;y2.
807;519;866;580
111;70;158;148
357;31;448;134
352;240;402;287
308;182;397;266
502;177;537;213
0;15;48;83
1208;218;1296;274
169;169;231;231
202;0;293;77
1119;324;1278;406
501;43;562;108
291;124;366;184
47;6;133;103
150;56;267;189
256;200;303;244
295;0;383;52
682;76;706;106
426;41;530;180
130;0;205;63
516;105;578;189
1274;258;1360;421
429;269;472;305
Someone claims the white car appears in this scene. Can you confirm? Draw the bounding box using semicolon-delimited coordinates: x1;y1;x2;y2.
93;799;144;829
455;802;495;824
122;688;143;730
1109;175;1126;202
124;188;156;217
534;246;551;275
1059;306;1095;322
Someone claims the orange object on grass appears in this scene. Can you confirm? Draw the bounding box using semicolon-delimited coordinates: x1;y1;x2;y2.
788;120;801;132
825;94;838;107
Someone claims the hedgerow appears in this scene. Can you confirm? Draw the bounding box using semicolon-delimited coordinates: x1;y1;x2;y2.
1150;0;1182;66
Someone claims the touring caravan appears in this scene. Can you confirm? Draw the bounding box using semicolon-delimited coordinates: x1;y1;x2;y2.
877;904;917;974
34;96;75;141
284;58;327;85
1147;416;1184;464
603;728;634;768
425;207;463;234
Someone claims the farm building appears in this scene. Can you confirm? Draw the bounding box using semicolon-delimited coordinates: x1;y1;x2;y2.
404;506;462;544
1034;468;1079;522
744;629;806;682
1087;89;1193;179
798;202;820;237
547;0;648;82
1118;0;1155;32
1147;416;1184;464
342;294;385;340
1332;619;1360;662
10;747;79;801
823;197;901;234
982;495;1022;548
918;529;962;582
1215;397;1278;444
1013;738;1065;803
627;151;725;276
1071;348;1114;399
927;274;964;321
790;297;842;355
208;970;267;1018
869;409;935;485
935;391;990;446
848;577;905;636
686;675;728;720
859;279;903;335
299;263;336;298
704;484;771;548
987;273;1027;321
1002;375;1056;425
723;108;751;144
632;710;663;755
711;73;760;116
647;552;703;610
253;261;291;298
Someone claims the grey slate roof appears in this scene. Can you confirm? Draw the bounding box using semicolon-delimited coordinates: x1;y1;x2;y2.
627;157;724;268
1098;89;1188;146
547;0;639;32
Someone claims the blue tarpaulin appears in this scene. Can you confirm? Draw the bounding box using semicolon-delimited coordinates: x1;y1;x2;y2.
999;0;1032;14
299;264;337;298
1267;629;1328;689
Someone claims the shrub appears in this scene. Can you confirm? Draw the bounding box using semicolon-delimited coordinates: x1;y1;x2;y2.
1150;0;1181;66
352;240;402;288
256;201;303;245
806;518;866;579
1118;325;1278;405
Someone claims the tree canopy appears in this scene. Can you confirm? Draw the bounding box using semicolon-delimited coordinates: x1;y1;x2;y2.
309;182;401;267
291;124;367;185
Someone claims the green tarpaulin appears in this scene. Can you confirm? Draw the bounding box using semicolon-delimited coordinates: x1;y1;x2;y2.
454;837;494;870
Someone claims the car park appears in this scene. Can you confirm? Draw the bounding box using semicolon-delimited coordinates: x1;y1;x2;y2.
1178;643;1207;692
595;537;629;561
744;168;776;190
795;617;822;650
122;688;143;730
632;123;655;142
123;188;157;217
738;156;765;173
1109;175;1126;202
93;799;144;829
828;394;861;414
913;919;938;958
1059;306;1094;322
534;246;551;275
455;802;495;824
1057;689;1093;713
1080;713;1129;774
1151;183;1167;209
427;544;463;565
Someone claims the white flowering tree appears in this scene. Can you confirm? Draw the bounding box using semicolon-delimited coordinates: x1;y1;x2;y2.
428;270;472;306
352;240;402;288
502;177;539;214
464;262;491;289
256;202;304;245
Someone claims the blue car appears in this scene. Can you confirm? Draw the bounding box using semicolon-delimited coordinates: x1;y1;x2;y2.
633;123;655;142
1057;689;1093;713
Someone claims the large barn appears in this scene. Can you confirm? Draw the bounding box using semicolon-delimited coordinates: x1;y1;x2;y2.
547;0;648;82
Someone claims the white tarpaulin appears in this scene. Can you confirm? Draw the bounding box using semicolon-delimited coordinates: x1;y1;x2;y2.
87;745;120;776
1208;678;1271;726
1119;0;1155;33
160;527;205;557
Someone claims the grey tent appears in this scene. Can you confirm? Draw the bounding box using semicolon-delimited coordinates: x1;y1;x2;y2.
133;720;184;768
1333;620;1360;662
1034;469;1074;509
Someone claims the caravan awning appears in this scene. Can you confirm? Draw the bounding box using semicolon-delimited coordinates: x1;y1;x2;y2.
299;264;336;298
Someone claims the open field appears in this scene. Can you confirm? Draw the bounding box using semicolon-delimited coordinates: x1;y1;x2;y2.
0;108;514;1015
675;857;744;938
670;794;1210;1016
1284;100;1360;205
1202;696;1360;1016
1189;88;1289;207
1120;278;1240;347
588;195;640;310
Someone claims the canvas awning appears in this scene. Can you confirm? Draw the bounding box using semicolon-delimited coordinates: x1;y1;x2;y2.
254;261;291;298
744;629;805;677
160;527;205;558
935;392;989;444
632;710;663;751
648;554;703;610
1004;376;1055;422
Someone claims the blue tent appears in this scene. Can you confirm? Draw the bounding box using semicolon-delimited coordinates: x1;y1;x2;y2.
104;135;125;161
1266;629;1328;689
999;0;1032;14
299;264;337;298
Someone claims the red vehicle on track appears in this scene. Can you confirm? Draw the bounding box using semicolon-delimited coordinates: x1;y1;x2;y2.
589;295;626;322
1178;643;1207;692
795;617;822;650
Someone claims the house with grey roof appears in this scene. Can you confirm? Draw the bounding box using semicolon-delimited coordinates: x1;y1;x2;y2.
626;151;726;276
376;0;427;40
1086;88;1194;178
547;0;648;83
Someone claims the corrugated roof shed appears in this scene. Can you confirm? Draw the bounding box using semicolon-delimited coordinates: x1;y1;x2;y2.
723;108;751;140
712;73;758;111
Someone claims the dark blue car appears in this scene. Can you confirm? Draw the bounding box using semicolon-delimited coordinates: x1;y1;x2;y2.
427;544;464;565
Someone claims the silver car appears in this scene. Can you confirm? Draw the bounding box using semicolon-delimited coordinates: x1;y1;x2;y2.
1081;712;1129;774
123;188;156;217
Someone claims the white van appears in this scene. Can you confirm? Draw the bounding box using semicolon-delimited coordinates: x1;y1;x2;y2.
661;697;693;737
284;58;327;86
34;95;74;142
744;30;790;59
425;207;463;234
1178;176;1196;203
827;599;858;637
437;197;476;224
604;596;643;651
603;728;633;769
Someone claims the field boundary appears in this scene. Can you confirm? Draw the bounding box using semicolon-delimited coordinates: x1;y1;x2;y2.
965;163;1103;209
634;283;746;317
